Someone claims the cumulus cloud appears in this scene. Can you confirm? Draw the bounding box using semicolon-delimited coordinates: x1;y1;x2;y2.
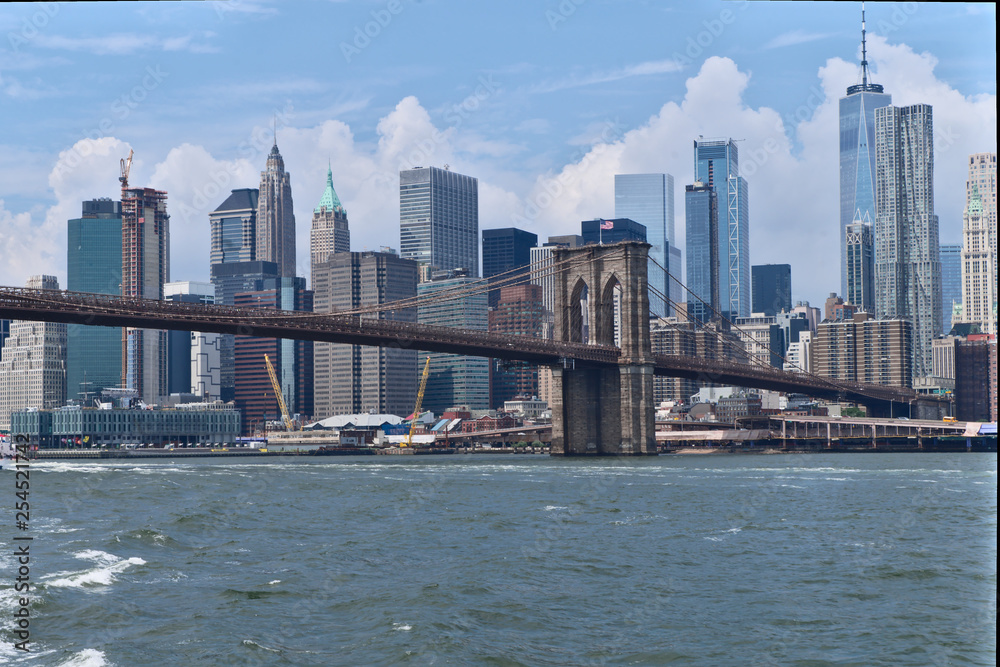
3;34;994;308
0;137;127;287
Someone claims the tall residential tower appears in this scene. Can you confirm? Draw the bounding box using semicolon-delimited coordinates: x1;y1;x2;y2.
121;186;169;404
874;103;940;379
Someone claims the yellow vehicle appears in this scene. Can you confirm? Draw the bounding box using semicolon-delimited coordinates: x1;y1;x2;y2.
943;416;957;423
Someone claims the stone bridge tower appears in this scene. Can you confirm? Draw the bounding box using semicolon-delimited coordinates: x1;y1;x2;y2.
549;241;657;455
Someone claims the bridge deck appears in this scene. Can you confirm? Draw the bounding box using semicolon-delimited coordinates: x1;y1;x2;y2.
0;286;920;407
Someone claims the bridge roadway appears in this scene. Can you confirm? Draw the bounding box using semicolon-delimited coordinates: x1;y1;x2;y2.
0;287;917;409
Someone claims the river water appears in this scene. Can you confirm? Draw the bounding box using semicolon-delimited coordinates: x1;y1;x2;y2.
1;453;995;666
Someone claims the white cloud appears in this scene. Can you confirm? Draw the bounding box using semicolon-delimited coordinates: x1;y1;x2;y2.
34;32;218;55
0;137;127;287
4;36;994;310
529;58;684;94
763;30;834;50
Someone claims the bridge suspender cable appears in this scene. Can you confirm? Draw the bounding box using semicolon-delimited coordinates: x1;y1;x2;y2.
646;254;896;401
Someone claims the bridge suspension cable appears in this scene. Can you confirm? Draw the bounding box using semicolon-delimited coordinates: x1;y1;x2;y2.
646;254;899;402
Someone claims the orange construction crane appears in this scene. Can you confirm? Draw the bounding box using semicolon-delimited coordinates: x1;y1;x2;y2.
404;357;431;447
265;354;295;432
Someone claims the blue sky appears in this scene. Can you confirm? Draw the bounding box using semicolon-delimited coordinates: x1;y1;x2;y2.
0;0;996;307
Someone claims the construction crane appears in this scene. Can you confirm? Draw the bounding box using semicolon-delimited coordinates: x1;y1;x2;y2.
119;148;134;388
264;354;295;432
119;148;133;191
404;357;431;447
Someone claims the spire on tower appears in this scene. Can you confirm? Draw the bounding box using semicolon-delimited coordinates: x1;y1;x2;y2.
846;1;885;95
861;2;868;87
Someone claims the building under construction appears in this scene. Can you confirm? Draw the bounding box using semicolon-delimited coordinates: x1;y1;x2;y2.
121;185;170;404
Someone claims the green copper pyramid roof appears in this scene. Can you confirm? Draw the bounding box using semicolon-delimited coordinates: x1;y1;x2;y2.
314;165;345;214
967;184;982;217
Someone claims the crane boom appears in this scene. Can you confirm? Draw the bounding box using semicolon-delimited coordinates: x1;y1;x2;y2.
119;149;133;191
265;354;295;432
404;357;431;447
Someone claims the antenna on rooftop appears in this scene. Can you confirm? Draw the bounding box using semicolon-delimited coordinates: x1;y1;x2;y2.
861;1;869;88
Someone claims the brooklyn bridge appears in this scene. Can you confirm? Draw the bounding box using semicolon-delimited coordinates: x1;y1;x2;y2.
0;242;942;455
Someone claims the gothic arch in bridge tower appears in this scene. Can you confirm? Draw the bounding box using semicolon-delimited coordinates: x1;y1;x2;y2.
594;273;621;347
567;278;588;344
549;241;656;456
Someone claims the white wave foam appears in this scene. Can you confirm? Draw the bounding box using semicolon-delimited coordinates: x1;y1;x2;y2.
393;622;413;631
42;551;145;589
58;649;110;667
268;580;281;585
543;505;568;511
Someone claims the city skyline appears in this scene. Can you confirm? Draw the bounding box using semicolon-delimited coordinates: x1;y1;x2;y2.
0;1;995;309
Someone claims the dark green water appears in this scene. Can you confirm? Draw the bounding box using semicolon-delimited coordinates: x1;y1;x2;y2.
2;453;996;666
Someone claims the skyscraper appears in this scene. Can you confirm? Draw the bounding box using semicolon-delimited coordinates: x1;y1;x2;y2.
311;250;418;419
234;277;313;433
751;264;791;317
257;142;296;278
164;282;220;400
684;181;719;324
400;166;479;277
939;243;962;334
210;188;259;266
693;138;749;318
67;198;123;402
0;276;66;430
489;283;544;409
121;186;169;404
482;227;537;309
845;221;875;312
580;218;647;246
210;260;281;401
417;269;489;414
960;153;997;335
874;103;940;379
310;164;350;286
839;6;892;297
615;173;681;317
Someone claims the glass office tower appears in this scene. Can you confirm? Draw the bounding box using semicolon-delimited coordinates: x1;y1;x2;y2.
839;7;891;296
67;199;123;402
693;138;749;318
615;173;680;317
400;166;479;277
685;182;719;324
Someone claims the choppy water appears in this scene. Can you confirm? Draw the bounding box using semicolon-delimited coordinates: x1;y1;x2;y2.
1;453;996;666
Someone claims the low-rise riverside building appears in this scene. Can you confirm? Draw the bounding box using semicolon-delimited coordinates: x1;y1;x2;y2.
10;402;240;449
